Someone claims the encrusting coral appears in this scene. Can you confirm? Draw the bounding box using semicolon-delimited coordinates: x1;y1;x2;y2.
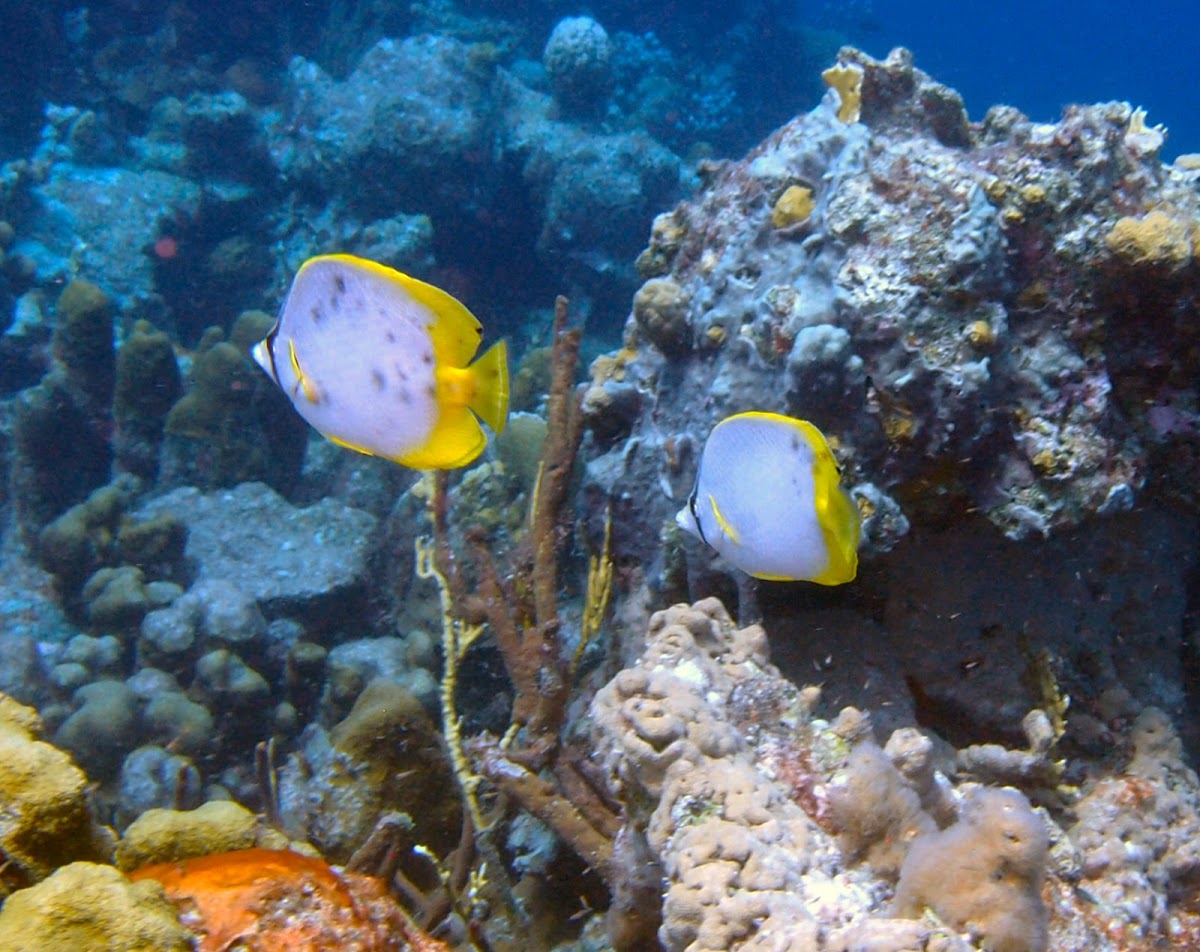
0;692;114;893
114;799;291;871
893;785;1050;952
0;861;193;952
586;598;1199;952
1104;209;1195;272
129;847;440;952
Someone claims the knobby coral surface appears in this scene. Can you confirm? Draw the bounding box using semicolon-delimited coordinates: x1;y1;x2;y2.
590;598;1200;951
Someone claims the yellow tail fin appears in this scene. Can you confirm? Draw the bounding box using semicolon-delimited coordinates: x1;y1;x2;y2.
468;339;509;435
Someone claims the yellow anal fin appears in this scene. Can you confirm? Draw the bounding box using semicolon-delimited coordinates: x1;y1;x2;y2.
288;340;320;405
395;405;486;470
708;494;741;546
466;339;509;435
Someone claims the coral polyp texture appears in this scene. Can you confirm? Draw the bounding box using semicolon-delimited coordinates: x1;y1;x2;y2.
590;599;1200;951
585;46;1200;563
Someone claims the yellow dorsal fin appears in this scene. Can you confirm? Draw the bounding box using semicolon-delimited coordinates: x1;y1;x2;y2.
313;253;485;367
708;493;741;545
391;268;483;368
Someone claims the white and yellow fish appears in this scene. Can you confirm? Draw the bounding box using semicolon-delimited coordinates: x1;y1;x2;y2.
676;411;860;584
252;254;509;469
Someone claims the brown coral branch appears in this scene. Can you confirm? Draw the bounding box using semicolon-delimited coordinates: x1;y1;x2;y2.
475;741;614;881
552;754;622;841
531;295;584;631
460;297;584;753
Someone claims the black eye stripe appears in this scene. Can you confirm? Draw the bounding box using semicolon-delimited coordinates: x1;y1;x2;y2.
688;488;708;546
265;325;282;384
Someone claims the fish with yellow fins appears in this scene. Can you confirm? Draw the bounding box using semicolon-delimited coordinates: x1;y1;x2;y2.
252;253;509;469
676;411;860;584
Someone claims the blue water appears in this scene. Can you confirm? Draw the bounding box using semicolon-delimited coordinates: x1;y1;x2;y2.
837;0;1199;159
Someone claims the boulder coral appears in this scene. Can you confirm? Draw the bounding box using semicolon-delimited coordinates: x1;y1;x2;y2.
632;277;692;356
280;678;463;865
115;800;290;872
54;278;115;409
113;319;182;477
0;693;114;891
543;16;614;114
588;598;1168;951
0;861;192;952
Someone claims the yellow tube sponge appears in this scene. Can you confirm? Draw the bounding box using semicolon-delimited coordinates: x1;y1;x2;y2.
822;62;864;123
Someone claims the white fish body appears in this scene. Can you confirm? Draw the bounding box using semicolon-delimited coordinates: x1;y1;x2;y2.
676;411;860;584
253;254;508;470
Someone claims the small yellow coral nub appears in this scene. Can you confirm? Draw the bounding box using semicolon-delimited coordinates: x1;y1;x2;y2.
822;63;864;123
964;320;996;351
771;185;815;229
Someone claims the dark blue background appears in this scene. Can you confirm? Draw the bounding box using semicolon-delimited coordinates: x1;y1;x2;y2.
843;1;1198;158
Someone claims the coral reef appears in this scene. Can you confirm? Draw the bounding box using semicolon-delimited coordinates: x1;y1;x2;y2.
0;862;193;952
590;597;1200;951
1;11;1200;950
543;16;614;115
584;45;1200;603
0;693;114;891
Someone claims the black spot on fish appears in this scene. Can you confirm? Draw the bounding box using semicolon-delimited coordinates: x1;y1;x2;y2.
371;369;386;391
386;331;397;344
311;306;323;323
330;293;341;312
334;274;346;294
426;384;437;399
399;388;411;404
422;351;433;365
791;436;801;451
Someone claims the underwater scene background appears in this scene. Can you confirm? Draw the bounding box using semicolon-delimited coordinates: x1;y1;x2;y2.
0;1;1198;950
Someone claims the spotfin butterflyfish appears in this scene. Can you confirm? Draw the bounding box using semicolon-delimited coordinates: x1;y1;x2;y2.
252;254;509;470
676;411;860;584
